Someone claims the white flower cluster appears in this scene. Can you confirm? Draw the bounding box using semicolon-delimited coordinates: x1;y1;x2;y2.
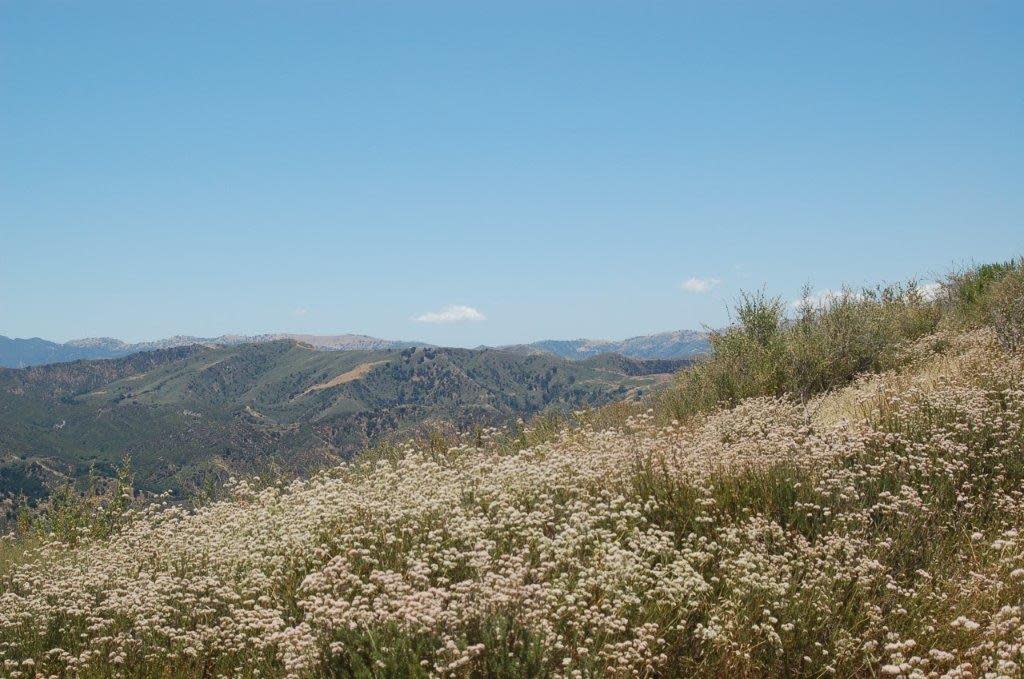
0;328;1023;678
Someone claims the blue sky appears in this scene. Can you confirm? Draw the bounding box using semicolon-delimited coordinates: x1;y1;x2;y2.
2;2;1021;347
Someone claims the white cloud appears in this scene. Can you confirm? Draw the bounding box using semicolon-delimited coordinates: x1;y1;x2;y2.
293;307;309;318
791;289;862;310
681;277;721;293
919;281;943;301
792;282;943;310
413;305;486;324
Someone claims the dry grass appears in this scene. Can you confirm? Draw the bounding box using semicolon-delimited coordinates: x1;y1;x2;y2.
302;360;387;394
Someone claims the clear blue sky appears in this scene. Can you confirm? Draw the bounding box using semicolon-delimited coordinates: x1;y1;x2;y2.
2;2;1021;347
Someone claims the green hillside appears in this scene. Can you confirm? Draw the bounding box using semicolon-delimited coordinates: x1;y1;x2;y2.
0;341;683;501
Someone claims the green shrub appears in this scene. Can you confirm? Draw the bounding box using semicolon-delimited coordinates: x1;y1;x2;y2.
656;282;942;422
986;266;1024;351
942;259;1020;326
16;457;137;545
940;258;1024;351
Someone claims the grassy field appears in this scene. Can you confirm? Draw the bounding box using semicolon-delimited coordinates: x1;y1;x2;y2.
0;260;1022;678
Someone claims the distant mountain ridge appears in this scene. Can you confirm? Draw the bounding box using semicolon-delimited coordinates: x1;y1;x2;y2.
501;329;709;361
0;329;709;368
0;334;427;368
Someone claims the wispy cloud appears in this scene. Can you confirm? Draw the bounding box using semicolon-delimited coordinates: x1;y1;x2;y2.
413;305;486;324
681;277;721;293
791;289;862;310
792;281;943;311
919;281;943;301
293;307;309;318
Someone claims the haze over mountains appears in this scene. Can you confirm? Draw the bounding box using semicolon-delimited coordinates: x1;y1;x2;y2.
0;330;710;368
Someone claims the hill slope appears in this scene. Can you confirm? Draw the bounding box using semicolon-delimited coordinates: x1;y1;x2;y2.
0;342;685;500
3;260;1022;678
1;326;1021;677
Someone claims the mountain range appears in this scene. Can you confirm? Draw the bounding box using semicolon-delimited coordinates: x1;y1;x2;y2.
0;341;689;503
0;330;709;368
0;333;424;368
496;329;709;361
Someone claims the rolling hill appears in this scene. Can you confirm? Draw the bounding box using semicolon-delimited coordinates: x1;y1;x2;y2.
0;333;427;368
1;329;709;368
0;341;687;501
502;329;710;360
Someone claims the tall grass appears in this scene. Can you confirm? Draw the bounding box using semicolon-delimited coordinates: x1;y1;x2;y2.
943;257;1024;350
656;282;942;422
941;259;1021;327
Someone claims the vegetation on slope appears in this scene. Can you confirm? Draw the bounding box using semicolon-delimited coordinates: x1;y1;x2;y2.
655;259;1023;422
0;259;1022;678
0;343;679;505
655;283;940;421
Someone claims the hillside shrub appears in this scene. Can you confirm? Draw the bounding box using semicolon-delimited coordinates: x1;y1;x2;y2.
10;458;137;546
656;282;942;422
941;257;1018;321
984;265;1024;351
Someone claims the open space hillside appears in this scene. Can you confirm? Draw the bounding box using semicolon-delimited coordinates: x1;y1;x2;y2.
4;3;1021;676
1;261;1022;678
0;342;682;502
